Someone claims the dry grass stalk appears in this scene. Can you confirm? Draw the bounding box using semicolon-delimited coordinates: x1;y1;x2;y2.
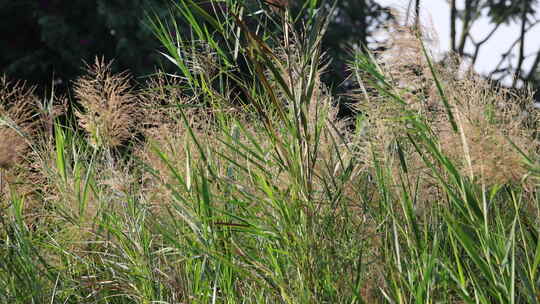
136;72;214;209
74;57;141;149
354;16;539;197
0;128;28;171
0;75;69;224
439;73;538;186
0;76;44;203
0;76;40;170
256;34;366;206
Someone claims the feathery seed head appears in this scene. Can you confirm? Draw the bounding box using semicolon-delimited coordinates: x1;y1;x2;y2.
74;57;140;149
354;16;539;191
0;76;40;170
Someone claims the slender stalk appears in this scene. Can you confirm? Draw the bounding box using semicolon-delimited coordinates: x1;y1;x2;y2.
450;0;456;51
513;0;529;87
415;0;421;31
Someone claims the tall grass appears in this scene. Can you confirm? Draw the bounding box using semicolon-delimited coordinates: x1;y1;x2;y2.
1;1;540;303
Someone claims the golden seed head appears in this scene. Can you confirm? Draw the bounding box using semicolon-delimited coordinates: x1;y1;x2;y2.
0;76;39;170
74;57;140;149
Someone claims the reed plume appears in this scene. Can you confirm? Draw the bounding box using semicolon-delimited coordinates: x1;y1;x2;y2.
74;57;140;149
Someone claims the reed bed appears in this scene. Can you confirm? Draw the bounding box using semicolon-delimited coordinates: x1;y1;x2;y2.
1;1;540;303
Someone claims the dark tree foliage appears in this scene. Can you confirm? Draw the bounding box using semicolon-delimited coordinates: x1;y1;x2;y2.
2;0;539;100
317;1;392;92
486;0;537;23
0;0;173;94
1;0;393;97
446;0;540;90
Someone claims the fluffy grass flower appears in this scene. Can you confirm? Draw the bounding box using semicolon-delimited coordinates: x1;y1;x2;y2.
74;58;140;149
0;77;40;170
353;16;540;195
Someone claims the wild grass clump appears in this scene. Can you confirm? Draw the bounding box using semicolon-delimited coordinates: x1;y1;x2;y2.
0;76;64;204
75;57;141;150
0;77;41;171
2;1;540;303
355;19;539;194
352;13;540;302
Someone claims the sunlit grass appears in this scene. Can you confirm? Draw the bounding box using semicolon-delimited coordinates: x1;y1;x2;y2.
1;1;540;303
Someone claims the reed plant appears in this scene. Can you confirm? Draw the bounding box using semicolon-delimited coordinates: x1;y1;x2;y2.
1;1;540;303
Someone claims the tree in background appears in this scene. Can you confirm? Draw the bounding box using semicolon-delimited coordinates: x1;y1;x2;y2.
316;0;392;92
0;0;173;94
1;0;393;96
411;0;540;89
2;0;540;98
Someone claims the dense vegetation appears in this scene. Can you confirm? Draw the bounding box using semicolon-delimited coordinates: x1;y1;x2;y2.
2;1;540;303
1;0;386;95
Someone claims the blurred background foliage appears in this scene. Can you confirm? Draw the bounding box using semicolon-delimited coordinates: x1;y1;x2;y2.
0;0;173;94
1;0;540;99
